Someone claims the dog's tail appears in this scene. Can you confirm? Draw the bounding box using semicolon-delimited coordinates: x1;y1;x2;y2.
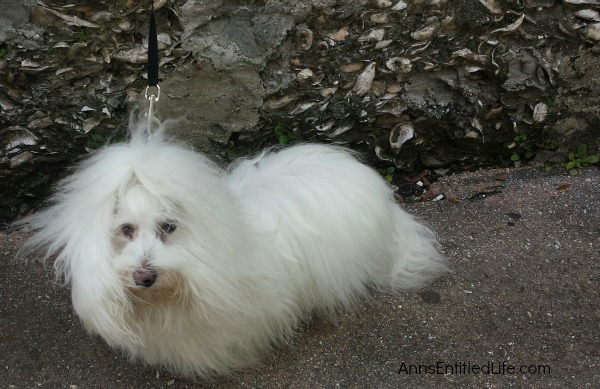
387;207;449;289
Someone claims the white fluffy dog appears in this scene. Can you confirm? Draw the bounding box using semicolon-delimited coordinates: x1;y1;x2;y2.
20;124;447;377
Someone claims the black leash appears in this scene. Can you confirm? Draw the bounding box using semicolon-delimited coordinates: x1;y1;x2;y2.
147;4;159;88
145;3;160;137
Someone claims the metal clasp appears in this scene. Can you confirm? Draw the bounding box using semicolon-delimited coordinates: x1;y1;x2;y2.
145;85;161;138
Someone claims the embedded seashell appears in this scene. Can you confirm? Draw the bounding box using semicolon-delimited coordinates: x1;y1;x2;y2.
430;0;448;7
375;146;392;162
382;92;399;99
296;68;314;81
477;0;502;14
301;28;314;49
588;23;600;41
386;57;412;73
563;0;600;4
10;151;34;169
90;11;112;22
386;82;402;93
370;13;389;24
358;29;385;42
441;16;455;32
376;100;407;116
490;13;524;34
100;47;111;63
410;25;437;41
391;1;408;11
340;62;364;73
68;42;87;59
157;33;172;46
452;48;488;64
425;16;439;25
316;119;335;132
83;117;102;133
112;46;147;64
330;27;349;42
532;102;548;123
410;41;431;55
471;117;483;134
317;41;329;54
389;122;414;150
290;102;316;115
371;81;386;97
352;62;376;96
575;9;600;22
376;0;393;7
118;19;132;31
422;61;436;71
3;125;39;150
56;67;74;75
153;0;168;9
464;130;480;139
320;87;338;97
484;106;503;119
375;40;393;49
311;73;325;86
331;124;354;137
156;32;171;50
464;65;484;73
264;94;298;110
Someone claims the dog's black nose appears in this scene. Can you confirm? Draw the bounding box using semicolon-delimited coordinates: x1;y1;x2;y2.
133;269;157;288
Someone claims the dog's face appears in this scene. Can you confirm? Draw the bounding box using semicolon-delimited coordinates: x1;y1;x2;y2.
111;184;184;304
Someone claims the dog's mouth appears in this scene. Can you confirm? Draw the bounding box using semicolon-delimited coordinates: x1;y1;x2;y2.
132;268;158;288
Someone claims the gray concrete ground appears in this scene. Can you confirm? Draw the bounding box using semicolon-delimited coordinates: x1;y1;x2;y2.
1;167;598;388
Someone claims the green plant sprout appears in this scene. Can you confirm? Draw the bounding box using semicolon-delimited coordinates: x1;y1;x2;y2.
563;144;599;174
510;134;534;163
378;166;395;183
274;125;298;145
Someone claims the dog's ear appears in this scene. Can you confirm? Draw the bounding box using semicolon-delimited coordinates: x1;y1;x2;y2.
16;143;136;283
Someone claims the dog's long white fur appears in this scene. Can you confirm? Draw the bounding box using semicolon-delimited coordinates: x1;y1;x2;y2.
19;124;447;377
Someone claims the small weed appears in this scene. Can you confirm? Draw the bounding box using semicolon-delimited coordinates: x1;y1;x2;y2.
77;30;88;43
514;134;527;143
378;166;396;183
0;48;7;59
87;131;126;149
540;144;599;174
510;134;534;165
87;132;106;149
274;125;298;145
563;144;599;174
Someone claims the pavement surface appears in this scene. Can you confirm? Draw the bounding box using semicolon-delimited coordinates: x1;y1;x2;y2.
1;167;598;388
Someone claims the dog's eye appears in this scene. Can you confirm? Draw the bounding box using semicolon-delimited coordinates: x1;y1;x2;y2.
159;221;177;234
120;224;135;239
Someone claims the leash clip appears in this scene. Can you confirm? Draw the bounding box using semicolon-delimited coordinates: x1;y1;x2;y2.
145;85;161;138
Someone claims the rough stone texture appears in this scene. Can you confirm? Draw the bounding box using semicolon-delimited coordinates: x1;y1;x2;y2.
556;49;600;144
162;0;341;144
0;0;32;31
1;167;598;387
159;62;265;145
1;0;600;224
